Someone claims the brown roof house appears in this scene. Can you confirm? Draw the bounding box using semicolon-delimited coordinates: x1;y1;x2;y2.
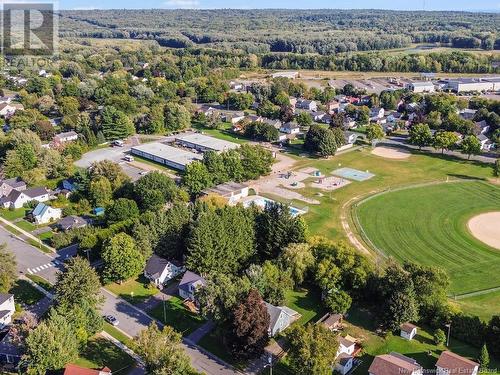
317;313;343;331
369;352;422;375
436;351;479;375
400;322;418;340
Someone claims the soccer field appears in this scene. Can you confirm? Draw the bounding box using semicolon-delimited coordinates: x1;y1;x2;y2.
355;181;500;295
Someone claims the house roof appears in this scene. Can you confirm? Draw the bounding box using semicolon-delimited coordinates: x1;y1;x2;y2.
436;351;478;372
478;134;489;142
337;353;353;366
318;313;342;328
368;353;421;375
339;336;356;348
57;215;87;230
400;322;418;334
145;254;178;279
1;177;26;189
178;270;205;293
265;302;299;331
281;122;299;130
0;189;21;204
24;187;49;198
55;131;78;139
202;182;247;197
0;293;13;305
63;364;112;375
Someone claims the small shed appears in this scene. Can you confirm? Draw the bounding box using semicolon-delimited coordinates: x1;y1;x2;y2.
400;322;418;340
93;207;104;216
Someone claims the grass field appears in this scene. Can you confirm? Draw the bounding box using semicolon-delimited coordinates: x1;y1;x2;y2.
105;275;158;305
148;296;205;336
452;290;500;322
355;181;500;296
74;336;135;373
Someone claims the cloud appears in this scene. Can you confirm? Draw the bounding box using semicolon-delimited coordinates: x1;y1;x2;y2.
163;0;200;8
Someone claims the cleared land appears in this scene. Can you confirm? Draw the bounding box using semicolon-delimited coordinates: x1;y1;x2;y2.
371;146;411;160
355;181;500;295
468;212;500;250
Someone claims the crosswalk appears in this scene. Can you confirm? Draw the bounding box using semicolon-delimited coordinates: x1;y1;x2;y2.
27;260;61;275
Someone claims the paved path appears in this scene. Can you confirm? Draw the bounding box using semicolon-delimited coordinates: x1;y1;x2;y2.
187;320;215;344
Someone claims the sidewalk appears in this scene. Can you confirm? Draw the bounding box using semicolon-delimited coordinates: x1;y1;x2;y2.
0;216;56;253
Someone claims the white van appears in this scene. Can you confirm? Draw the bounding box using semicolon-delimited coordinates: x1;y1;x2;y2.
124;155;134;162
113;140;124;147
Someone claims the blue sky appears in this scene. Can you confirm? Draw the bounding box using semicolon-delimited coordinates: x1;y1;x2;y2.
63;0;500;11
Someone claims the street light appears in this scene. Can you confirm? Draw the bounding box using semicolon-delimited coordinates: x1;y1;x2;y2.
267;354;273;375
445;323;451;347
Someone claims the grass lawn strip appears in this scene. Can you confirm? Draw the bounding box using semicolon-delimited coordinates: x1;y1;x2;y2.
74;336;135;373
26;274;55;293
9;279;45;307
105;275;158;305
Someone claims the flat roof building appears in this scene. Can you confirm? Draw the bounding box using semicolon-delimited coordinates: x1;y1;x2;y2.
445;78;495;93
406;81;435;93
175;133;239;153
131;142;202;171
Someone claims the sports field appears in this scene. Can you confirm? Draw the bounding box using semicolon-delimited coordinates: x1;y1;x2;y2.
355;181;500;295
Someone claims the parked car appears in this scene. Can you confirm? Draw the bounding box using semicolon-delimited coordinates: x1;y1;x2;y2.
113;140;124;147
104;315;119;326
124;155;134;162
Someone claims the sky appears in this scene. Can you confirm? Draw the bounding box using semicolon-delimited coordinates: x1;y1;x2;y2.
61;0;500;11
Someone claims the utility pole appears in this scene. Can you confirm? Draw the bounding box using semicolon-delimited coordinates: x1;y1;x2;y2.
445;323;451;347
163;293;167;322
268;354;273;375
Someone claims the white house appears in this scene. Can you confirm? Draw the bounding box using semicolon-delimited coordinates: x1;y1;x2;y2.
369;352;422;375
0;294;15;329
370;107;385;120
0;103;23;117
144;254;184;287
335;353;354;375
478;134;492;151
460;109;477;120
31;202;62;225
53;131;78;144
296;99;317;112
345;131;358;145
178;271;206;303
265;302;300;337
201;182;249;205
436;351;479;375
0;177;26;197
476;120;490;135
280;122;300;135
400;322;418;340
0;187;50;209
337;336;356;357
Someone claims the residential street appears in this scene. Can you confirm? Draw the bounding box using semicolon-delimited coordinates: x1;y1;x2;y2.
1;226;241;375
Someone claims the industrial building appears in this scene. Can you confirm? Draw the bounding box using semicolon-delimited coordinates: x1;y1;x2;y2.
130;142;202;171
406;81;435;93
175;133;240;153
444;78;495;93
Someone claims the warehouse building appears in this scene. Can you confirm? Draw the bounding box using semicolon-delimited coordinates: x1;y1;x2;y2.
444;78;494;93
175;133;240;153
406;81;435;93
131;142;202;171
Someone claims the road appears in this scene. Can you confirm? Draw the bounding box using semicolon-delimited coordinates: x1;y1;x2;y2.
1;227;240;375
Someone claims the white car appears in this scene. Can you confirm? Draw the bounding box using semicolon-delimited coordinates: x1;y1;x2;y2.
104;315;119;326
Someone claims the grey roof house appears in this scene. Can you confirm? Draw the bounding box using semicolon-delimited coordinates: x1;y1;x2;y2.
56;215;88;231
178;271;206;302
0;177;26;198
265;302;300;337
144;254;184;287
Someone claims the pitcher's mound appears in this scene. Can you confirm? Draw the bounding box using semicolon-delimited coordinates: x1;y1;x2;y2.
371;146;411;159
468;212;500;250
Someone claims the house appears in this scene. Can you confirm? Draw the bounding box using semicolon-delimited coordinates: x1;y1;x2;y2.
201;182;249;205
31;202;62;225
0;103;23;117
460;109;477;120
246;114;263;123
0;177;26;197
326;100;340;114
63;364;112;375
144;254;184;287
337;336;356;357
369;352;422;375
224;112;245;124
53;131;78;144
0;96;13;104
178;271;206;302
400;322;418;340
280;122;300;135
296;99;317;112
0;294;15;329
229;81;244;91
343;117;356;129
475;120;490;135
436;351;479;375
335;353;354;375
0;329;22;365
317;313;343;331
478;134;491;151
312;111;327;122
345;131;358;145
262;118;282;129
56;215;88;231
265;302;300;337
370;107;385;120
0;187;50;209
289;97;298;108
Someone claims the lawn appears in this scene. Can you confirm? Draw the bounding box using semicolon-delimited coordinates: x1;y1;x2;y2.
37;230;54;241
148;296;205;336
355;181;500;296
103;323;133;347
9;279;45;307
105;275;158;305
26;274;54;293
16;220;36;232
0;208;27;221
191;122;250;145
452;290;500;322
198;328;249;370
343;306;500;374
74;336;135;373
284;287;326;326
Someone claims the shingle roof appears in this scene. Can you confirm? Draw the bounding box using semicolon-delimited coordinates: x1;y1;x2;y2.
63;364;112;375
1;177;25;189
400;322;418;334
24;187;48;198
178;271;205;293
369;353;421;375
0;293;13;305
337;353;353;366
32;202;49;217
339;336;356;348
436;351;478;373
145;254;170;279
57;215;87;230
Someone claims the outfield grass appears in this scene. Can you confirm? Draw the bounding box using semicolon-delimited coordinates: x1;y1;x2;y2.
74;336;135;373
105;275;158;305
148;296;205;336
355;181;500;295
452;290;500;322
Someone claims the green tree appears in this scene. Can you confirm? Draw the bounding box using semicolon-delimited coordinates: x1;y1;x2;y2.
304;125;337;157
54;257;102;310
102;233;145;283
286;323;339;375
409;123;433;150
106;198;139;224
133;323;197;375
366;124;385;143
88;176;113;207
135;171;186;210
228;289;270;359
255;202;307;260
478;343;490;369
433;329;446;346
101;106;134;141
280;243;314;286
246;261;291;306
297;111;313;126
164;102;191;132
494;159;500;178
183;161;213;196
225;92;254;110
323;290;352;314
461;135;482;159
0;244;17;293
203;151;228;185
239;145;274;180
433;131;459;154
23;310;79;374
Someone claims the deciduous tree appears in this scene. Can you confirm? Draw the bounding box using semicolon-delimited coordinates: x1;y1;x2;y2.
102;233;145;283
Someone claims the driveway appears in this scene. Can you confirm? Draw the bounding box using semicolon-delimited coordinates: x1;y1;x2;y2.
75;145;132;169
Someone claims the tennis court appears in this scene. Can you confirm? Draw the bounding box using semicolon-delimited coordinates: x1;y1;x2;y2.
332;167;375;181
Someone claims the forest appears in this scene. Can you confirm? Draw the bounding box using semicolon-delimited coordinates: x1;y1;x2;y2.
59;9;500;54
